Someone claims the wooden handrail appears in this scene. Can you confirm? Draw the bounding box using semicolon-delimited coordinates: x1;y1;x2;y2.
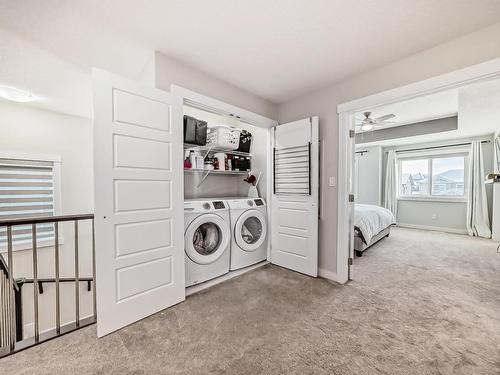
0;214;94;227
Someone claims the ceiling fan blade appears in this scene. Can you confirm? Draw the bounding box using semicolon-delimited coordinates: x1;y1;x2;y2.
373;114;395;122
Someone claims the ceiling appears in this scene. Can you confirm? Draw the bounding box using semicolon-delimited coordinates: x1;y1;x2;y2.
355;89;459;132
1;0;500;117
356;78;500;147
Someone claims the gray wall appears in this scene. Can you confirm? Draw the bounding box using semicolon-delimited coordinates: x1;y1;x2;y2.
277;23;500;276
355;116;457;144
155;52;277;120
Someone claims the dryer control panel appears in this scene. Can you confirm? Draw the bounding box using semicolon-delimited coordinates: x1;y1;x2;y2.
254;199;264;206
213;201;226;209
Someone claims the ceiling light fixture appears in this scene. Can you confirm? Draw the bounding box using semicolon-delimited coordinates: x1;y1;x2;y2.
361;123;373;131
0;85;34;103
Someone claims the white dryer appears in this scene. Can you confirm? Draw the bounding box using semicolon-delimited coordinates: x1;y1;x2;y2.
184;199;231;287
227;198;268;270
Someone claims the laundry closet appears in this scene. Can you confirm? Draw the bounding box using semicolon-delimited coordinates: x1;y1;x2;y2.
180;96;271;289
92;70;319;337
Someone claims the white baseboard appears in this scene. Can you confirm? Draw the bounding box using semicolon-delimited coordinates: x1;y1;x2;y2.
318;267;346;284
23;313;94;338
397;223;467;235
186;261;268;297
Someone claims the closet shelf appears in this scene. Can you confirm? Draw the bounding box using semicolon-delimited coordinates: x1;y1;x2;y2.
183;143;252;157
185;168;249;188
184;169;249;176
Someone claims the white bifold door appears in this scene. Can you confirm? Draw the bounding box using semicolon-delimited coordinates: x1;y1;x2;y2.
271;117;319;277
93;69;185;337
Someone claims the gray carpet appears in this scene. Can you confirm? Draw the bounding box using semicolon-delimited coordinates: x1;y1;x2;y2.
1;227;499;374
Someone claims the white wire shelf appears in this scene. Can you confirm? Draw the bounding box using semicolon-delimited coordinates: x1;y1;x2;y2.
183;143;252;157
184;169;249;175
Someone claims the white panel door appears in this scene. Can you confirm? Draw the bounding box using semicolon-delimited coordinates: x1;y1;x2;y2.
93;69;184;337
271;117;319;277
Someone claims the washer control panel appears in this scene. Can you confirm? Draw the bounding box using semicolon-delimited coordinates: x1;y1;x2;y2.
213;201;226;209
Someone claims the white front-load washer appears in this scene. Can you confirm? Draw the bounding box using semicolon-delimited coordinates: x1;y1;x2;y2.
184;199;230;287
227;198;268;271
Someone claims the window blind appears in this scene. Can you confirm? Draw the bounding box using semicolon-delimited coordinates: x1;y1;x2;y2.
0;158;55;248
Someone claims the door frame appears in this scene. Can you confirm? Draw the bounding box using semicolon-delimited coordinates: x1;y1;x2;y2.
336;57;500;283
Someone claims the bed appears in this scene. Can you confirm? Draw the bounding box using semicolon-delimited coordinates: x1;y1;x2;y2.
354;204;396;257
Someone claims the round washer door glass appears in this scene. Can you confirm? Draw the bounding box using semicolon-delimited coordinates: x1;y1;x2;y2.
241;217;262;245
185;213;230;265
193;222;220;255
234;210;267;252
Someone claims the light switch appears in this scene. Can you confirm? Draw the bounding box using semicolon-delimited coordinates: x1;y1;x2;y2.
329;177;336;187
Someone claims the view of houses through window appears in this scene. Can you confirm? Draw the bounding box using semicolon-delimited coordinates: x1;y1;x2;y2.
399;155;466;197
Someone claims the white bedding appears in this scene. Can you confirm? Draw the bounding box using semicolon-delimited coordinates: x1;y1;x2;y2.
354;204;395;244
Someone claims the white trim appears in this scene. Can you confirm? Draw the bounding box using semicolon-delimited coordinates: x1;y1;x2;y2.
338;57;500;113
186;261;268;296
318;267;342;283
170;85;278;129
0;151;61;163
335;112;353;284
397;196;467;203
337;58;500;284
397;223;467;235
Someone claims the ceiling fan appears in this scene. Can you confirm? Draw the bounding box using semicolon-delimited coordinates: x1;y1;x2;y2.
356;111;396;131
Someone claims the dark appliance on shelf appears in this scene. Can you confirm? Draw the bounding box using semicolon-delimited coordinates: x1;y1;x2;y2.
183;115;207;145
235;130;252;153
232;155;251;171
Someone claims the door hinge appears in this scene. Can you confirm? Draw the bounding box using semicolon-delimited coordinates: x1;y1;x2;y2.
348;194;355;202
349;129;355;138
348;257;353;266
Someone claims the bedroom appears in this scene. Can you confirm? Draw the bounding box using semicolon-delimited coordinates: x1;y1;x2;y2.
351;76;500;261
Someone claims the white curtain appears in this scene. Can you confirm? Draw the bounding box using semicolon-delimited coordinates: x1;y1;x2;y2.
466;141;491;238
384;150;397;217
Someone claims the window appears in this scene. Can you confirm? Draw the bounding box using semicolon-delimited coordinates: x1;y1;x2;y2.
399;153;467;199
0;157;60;251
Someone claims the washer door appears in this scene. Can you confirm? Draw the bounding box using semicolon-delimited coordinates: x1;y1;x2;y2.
185;213;230;265
234;210;267;252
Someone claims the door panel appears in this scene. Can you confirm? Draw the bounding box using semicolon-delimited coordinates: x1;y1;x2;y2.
93;69;184;337
271;117;319;277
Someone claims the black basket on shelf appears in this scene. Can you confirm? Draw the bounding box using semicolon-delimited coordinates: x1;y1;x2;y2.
235;130;252;153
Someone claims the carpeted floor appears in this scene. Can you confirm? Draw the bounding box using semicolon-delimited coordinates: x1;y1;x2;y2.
1;227;499;374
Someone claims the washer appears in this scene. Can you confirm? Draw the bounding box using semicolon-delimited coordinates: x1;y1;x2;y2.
184;199;230;287
227;198;268;271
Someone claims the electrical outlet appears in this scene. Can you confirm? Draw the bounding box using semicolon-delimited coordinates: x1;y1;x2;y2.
431;213;437;220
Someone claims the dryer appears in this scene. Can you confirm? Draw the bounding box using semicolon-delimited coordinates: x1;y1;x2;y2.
184;199;231;287
227;198;268;270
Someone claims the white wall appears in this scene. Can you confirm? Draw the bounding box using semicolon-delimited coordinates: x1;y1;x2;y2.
278;22;500;277
0;102;94;336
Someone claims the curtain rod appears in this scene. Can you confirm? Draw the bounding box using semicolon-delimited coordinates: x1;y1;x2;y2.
388;140;491;154
355;150;369;155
